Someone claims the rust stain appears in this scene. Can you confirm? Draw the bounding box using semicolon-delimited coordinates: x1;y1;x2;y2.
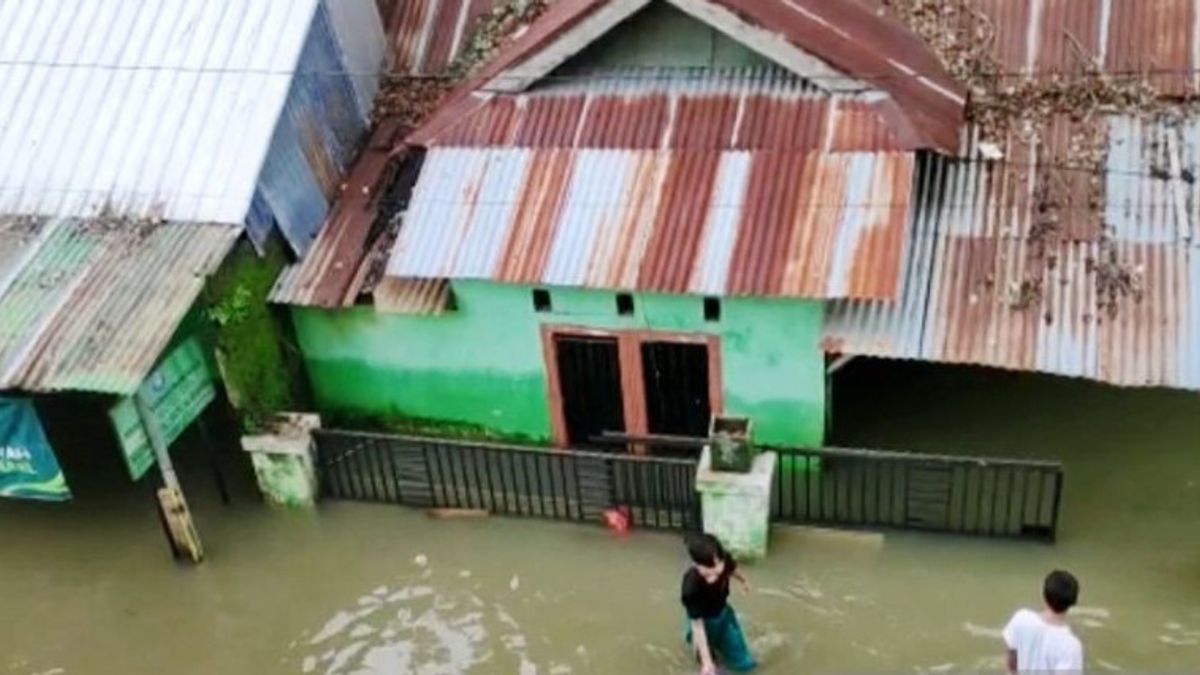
298;114;342;200
1107;0;1194;95
610;152;666;288
426;0;469;72
515;96;588;147
671;96;739;150
578;95;670;149
638;151;722;292
390;0;434;73
845;156;914;299
497;149;574;283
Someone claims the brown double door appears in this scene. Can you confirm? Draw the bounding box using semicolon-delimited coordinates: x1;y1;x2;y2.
549;331;717;454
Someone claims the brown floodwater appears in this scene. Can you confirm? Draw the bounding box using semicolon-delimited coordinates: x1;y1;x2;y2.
2;361;1199;673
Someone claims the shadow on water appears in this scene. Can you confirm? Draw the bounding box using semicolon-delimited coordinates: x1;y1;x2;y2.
830;358;1200;543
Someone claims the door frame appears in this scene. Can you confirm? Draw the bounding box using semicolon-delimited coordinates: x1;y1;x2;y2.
541;325;723;450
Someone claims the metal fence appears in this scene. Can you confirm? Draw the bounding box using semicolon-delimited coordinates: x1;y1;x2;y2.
314;430;1065;542
772;447;1064;541
314;429;701;530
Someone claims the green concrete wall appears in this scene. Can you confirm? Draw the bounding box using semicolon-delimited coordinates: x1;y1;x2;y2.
293;282;826;448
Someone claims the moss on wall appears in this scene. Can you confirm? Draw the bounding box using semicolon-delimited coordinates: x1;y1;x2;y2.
205;238;307;432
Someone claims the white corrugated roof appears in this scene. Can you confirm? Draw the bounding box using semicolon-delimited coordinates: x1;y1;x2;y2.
0;0;320;224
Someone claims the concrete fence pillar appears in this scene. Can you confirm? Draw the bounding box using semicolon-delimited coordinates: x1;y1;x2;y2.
695;448;777;560
240;413;322;508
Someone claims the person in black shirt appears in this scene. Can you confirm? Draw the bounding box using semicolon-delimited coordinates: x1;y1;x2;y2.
681;533;756;673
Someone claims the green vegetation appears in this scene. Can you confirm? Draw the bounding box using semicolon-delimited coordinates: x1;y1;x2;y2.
204;238;307;432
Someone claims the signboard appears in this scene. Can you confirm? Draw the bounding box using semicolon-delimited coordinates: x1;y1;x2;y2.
0;397;70;502
110;337;216;481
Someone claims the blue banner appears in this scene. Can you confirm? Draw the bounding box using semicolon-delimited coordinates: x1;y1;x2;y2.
0;397;70;502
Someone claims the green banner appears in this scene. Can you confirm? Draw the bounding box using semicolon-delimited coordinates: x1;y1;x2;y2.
110;337;216;481
0;397;70;502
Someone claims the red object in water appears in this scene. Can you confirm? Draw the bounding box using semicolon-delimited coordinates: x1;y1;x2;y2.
603;506;631;533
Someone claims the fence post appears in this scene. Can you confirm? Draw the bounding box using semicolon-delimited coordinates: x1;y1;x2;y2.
1049;471;1065;543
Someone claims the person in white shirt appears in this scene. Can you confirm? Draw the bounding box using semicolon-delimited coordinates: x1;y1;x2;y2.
1003;570;1084;673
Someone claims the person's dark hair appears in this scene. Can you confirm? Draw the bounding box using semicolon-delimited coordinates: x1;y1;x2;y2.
685;533;725;566
1043;570;1079;614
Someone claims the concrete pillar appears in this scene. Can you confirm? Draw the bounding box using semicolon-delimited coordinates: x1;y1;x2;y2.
695;447;777;560
240;413;321;508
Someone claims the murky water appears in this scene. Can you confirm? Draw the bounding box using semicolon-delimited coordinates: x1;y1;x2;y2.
3;362;1200;673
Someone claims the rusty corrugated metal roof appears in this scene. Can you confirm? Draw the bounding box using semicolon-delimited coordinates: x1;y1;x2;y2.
971;0;1199;94
0;216;239;394
271;122;404;307
826;115;1200;390
388;0;498;75
386;145;913;300
409;0;964;152
421;66;911;151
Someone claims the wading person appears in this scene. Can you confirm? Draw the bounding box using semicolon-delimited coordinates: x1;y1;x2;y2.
681;533;756;674
1002;570;1083;673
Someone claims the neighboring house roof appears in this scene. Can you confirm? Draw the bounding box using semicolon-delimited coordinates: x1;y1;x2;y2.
386;68;915;300
389;0;498;75
975;0;1200;91
0;0;320;225
0;217;239;394
409;0;965;152
826;115;1200;390
417;67;913;151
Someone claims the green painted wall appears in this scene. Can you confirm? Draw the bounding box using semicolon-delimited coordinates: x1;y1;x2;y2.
563;2;770;69
292;282;826;448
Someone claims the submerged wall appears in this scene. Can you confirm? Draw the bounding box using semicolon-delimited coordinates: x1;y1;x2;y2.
293;281;826;448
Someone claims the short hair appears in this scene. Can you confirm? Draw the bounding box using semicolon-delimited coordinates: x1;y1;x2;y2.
1043;570;1079;613
685;533;725;566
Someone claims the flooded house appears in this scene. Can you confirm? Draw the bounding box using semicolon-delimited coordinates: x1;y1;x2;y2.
276;0;965;451
0;0;387;538
280;0;1200;456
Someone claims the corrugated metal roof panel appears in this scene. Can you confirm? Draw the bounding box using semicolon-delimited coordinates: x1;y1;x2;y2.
373;277;453;315
424;67;910;151
389;0;496;75
0;216;239;394
970;0;1199;94
387;146;914;300
826;115;1200;391
0;0;319;224
410;0;964;152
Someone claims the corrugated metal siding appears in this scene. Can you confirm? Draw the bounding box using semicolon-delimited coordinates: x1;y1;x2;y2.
252;1;373;256
322;0;388;118
0;216;240;394
0;0;319;224
270;122;404;307
827;115;1200;390
387;146;914;300
424;67;908;151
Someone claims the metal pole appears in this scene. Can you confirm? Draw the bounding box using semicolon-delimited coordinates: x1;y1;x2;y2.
135;392;180;490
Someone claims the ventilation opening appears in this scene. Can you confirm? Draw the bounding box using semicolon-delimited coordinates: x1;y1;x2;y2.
704;297;721;322
533;289;552;312
616;293;635;316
